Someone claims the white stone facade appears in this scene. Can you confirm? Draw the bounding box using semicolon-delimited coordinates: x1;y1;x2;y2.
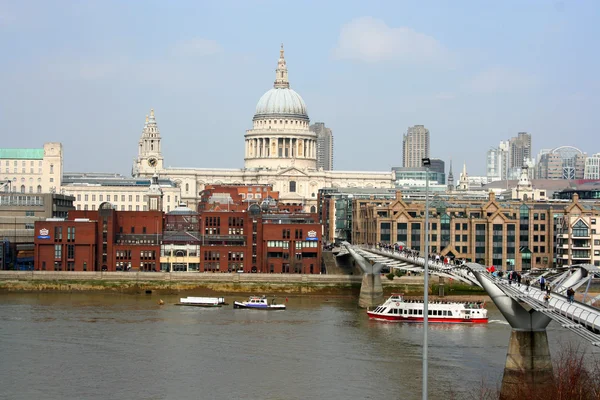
62;181;181;212
0;142;63;194
132;46;395;211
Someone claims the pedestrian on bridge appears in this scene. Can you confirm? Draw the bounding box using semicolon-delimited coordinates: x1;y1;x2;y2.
540;276;546;292
516;272;522;287
525;278;530;292
567;287;575;303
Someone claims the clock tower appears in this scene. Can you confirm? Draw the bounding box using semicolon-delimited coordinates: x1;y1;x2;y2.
133;108;164;177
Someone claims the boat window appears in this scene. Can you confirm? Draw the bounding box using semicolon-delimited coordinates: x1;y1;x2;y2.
388;309;394;314
418;309;423;315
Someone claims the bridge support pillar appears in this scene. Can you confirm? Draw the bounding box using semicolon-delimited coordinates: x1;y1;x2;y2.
359;271;383;309
501;330;553;399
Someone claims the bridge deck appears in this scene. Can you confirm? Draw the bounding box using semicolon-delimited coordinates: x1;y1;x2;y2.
350;245;600;346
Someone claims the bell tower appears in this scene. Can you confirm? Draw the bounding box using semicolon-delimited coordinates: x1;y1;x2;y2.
134;109;164;177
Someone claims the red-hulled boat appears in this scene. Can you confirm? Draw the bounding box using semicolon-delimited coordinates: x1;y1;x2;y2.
367;293;488;324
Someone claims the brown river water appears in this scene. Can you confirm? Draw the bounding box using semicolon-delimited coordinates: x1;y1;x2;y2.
0;292;596;400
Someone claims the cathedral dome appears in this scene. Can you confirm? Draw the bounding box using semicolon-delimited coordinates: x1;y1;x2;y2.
254;88;308;119
253;44;309;121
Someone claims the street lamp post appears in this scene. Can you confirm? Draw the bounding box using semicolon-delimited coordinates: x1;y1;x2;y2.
422;157;431;400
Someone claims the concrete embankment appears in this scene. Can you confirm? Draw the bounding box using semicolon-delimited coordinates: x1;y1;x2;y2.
0;271;485;297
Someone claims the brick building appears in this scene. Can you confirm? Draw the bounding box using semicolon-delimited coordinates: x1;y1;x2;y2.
35;185;322;273
34;203;163;271
353;190;600;271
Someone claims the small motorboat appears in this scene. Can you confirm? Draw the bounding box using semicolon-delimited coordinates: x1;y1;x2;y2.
367;293;488;323
176;297;228;307
233;295;286;310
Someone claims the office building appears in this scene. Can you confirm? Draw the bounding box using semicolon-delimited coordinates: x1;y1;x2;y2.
310;122;334;171
402;125;430;168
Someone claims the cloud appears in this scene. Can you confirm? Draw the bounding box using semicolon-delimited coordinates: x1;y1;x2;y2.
172;38;222;57
333;17;450;63
434;92;456;101
467;67;540;93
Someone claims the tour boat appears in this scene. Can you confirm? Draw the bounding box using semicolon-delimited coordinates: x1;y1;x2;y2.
176;297;228;307
367;293;488;323
233;295;286;310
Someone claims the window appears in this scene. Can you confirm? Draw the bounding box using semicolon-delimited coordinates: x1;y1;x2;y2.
99;195;103;201
121;195;125;201
455;223;461;231
54;226;63;241
92;195;96;201
54;244;62;259
289;181;296;192
573;220;589;237
67;245;74;259
85;194;88;201
136;195;140;202
50;164;54;173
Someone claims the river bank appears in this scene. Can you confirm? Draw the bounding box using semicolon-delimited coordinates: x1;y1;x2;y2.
0;271;486;297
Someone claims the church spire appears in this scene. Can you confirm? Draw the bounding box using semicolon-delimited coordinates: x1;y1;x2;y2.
274;43;289;89
447;159;454;191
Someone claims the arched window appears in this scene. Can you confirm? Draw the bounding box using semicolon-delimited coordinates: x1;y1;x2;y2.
50;164;54;173
185;183;189;192
310;205;316;213
37;185;42;193
289;181;296;192
20;185;25;193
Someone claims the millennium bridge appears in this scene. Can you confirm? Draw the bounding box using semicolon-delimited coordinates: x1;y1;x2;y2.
338;242;600;396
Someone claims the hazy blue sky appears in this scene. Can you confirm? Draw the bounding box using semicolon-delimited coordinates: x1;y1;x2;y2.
1;0;599;175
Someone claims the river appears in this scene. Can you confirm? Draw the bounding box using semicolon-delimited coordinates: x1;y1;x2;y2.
0;292;596;400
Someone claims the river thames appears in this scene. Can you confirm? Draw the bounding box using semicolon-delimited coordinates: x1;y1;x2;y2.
0;292;596;400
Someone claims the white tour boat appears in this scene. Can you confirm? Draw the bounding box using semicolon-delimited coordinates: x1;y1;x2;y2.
233;295;286;310
176;297;228;307
367;293;488;324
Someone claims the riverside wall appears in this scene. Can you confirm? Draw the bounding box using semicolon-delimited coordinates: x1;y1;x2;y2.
0;271;438;295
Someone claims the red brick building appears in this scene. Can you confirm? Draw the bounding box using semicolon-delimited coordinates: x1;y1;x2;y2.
34;203;163;271
195;185;322;273
34;186;322;274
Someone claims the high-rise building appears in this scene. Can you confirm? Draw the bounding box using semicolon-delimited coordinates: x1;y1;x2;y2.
584;153;600;179
506;132;532;178
509;132;532;169
486;141;509;182
310;122;334;171
402;125;430;168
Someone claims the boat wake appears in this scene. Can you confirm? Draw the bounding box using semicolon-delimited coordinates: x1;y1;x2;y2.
488;319;509;325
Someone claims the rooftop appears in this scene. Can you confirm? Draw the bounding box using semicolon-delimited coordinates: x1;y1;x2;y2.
0;148;44;160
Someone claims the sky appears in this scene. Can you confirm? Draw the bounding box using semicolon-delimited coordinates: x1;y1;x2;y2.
1;0;599;176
